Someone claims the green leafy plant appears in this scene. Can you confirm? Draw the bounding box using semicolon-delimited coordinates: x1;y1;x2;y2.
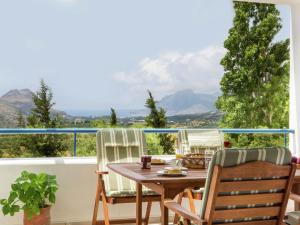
0;171;58;219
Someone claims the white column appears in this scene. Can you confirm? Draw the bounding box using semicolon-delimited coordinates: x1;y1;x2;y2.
289;4;300;155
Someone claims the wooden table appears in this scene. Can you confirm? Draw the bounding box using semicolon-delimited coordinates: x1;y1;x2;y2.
107;163;300;225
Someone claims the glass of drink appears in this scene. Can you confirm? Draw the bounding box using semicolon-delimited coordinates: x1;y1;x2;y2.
141;155;152;169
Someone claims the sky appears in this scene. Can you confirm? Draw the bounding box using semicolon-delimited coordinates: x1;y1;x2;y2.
0;0;290;111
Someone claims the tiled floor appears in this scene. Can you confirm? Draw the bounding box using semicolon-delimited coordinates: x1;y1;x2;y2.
52;200;295;225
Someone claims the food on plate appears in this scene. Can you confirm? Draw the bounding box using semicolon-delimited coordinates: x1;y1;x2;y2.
164;166;182;174
151;158;166;164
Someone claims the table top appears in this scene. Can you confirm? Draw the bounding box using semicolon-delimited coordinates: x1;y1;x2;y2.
107;163;208;184
107;162;300;184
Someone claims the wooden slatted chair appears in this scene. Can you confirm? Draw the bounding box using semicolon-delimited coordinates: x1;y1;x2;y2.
175;129;224;223
92;128;161;225
165;147;297;225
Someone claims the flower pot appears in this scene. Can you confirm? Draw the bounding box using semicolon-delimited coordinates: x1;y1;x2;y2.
23;206;51;225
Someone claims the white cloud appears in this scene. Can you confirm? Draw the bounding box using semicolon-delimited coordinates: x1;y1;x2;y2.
113;46;226;100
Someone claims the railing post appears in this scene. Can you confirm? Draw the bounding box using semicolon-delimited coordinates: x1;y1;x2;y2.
284;132;287;148
73;131;77;156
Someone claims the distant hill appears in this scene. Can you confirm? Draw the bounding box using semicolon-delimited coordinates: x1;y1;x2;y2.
168;111;223;122
0;89;68;127
157;89;219;116
0;89;35;115
66;89;219;118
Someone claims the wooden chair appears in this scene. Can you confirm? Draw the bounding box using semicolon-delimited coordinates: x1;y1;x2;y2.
175;129;224;223
165;147;298;225
92;128;161;225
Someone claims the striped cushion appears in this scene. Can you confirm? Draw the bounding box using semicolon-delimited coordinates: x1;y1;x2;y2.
285;211;300;225
106;189;158;197
96;128;147;192
200;147;292;223
177;129;224;155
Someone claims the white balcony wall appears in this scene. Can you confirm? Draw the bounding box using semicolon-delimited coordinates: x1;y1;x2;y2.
0;157;176;225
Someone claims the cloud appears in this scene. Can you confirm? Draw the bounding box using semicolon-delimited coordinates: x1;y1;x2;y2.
113;46;226;100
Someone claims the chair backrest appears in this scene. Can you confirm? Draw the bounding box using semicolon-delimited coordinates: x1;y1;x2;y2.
96;128;147;192
177;129;224;155
200;147;295;225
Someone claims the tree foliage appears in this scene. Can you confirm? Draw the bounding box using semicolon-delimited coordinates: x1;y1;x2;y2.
24;80;68;156
145;91;175;154
110;108;117;126
216;2;289;146
17;111;26;128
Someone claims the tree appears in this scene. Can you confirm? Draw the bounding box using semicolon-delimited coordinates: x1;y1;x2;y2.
216;2;289;147
110;108;117;126
27;80;55;128
25;80;68;156
145;91;175;154
17;111;26;128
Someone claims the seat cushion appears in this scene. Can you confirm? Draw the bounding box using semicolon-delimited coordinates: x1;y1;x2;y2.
96;129;147;193
106;189;159;198
177;129;224;155
285;211;300;225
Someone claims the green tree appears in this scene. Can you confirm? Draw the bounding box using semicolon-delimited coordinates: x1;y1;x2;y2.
27;80;55;128
145;91;175;154
25;80;68;156
17;111;26;128
216;2;289;147
110;108;117;126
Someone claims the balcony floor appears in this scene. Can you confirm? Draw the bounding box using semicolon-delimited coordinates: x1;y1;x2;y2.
52;200;295;225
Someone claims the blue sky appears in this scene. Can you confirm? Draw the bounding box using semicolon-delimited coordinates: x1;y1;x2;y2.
0;0;290;111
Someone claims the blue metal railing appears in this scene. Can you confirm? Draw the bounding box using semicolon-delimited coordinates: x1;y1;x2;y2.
0;128;294;156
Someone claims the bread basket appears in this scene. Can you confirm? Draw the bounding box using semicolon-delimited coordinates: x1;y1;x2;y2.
182;153;208;169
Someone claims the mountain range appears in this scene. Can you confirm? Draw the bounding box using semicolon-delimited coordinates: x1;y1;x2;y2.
0;88;219;127
0;89;34;127
0;89;68;127
157;89;218;116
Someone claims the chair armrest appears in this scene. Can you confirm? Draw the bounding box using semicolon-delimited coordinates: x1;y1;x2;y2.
95;170;109;175
164;200;206;225
290;193;300;202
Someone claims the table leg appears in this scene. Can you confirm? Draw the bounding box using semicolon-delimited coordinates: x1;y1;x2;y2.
292;183;300;210
160;192;169;225
136;183;142;225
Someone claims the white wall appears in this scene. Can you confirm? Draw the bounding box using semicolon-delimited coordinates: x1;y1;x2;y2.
0;157;169;225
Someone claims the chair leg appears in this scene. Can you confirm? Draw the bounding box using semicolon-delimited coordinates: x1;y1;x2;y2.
101;192;110;225
92;179;102;225
159;200;164;224
183;218;192;225
174;192;184;224
187;190;196;214
144;201;152;225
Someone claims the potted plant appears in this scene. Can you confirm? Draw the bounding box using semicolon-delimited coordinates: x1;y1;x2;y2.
0;171;58;225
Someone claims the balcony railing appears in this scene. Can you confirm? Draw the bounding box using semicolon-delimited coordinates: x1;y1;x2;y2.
0;128;295;156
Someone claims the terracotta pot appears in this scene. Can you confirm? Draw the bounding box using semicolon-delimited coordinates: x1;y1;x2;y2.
23;206;51;225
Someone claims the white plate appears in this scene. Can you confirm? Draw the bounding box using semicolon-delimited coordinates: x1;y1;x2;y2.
157;170;188;177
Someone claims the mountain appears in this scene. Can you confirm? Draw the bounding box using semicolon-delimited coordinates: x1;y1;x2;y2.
66;89;219;118
0;89;68;127
157;89;219;116
0;89;35;115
